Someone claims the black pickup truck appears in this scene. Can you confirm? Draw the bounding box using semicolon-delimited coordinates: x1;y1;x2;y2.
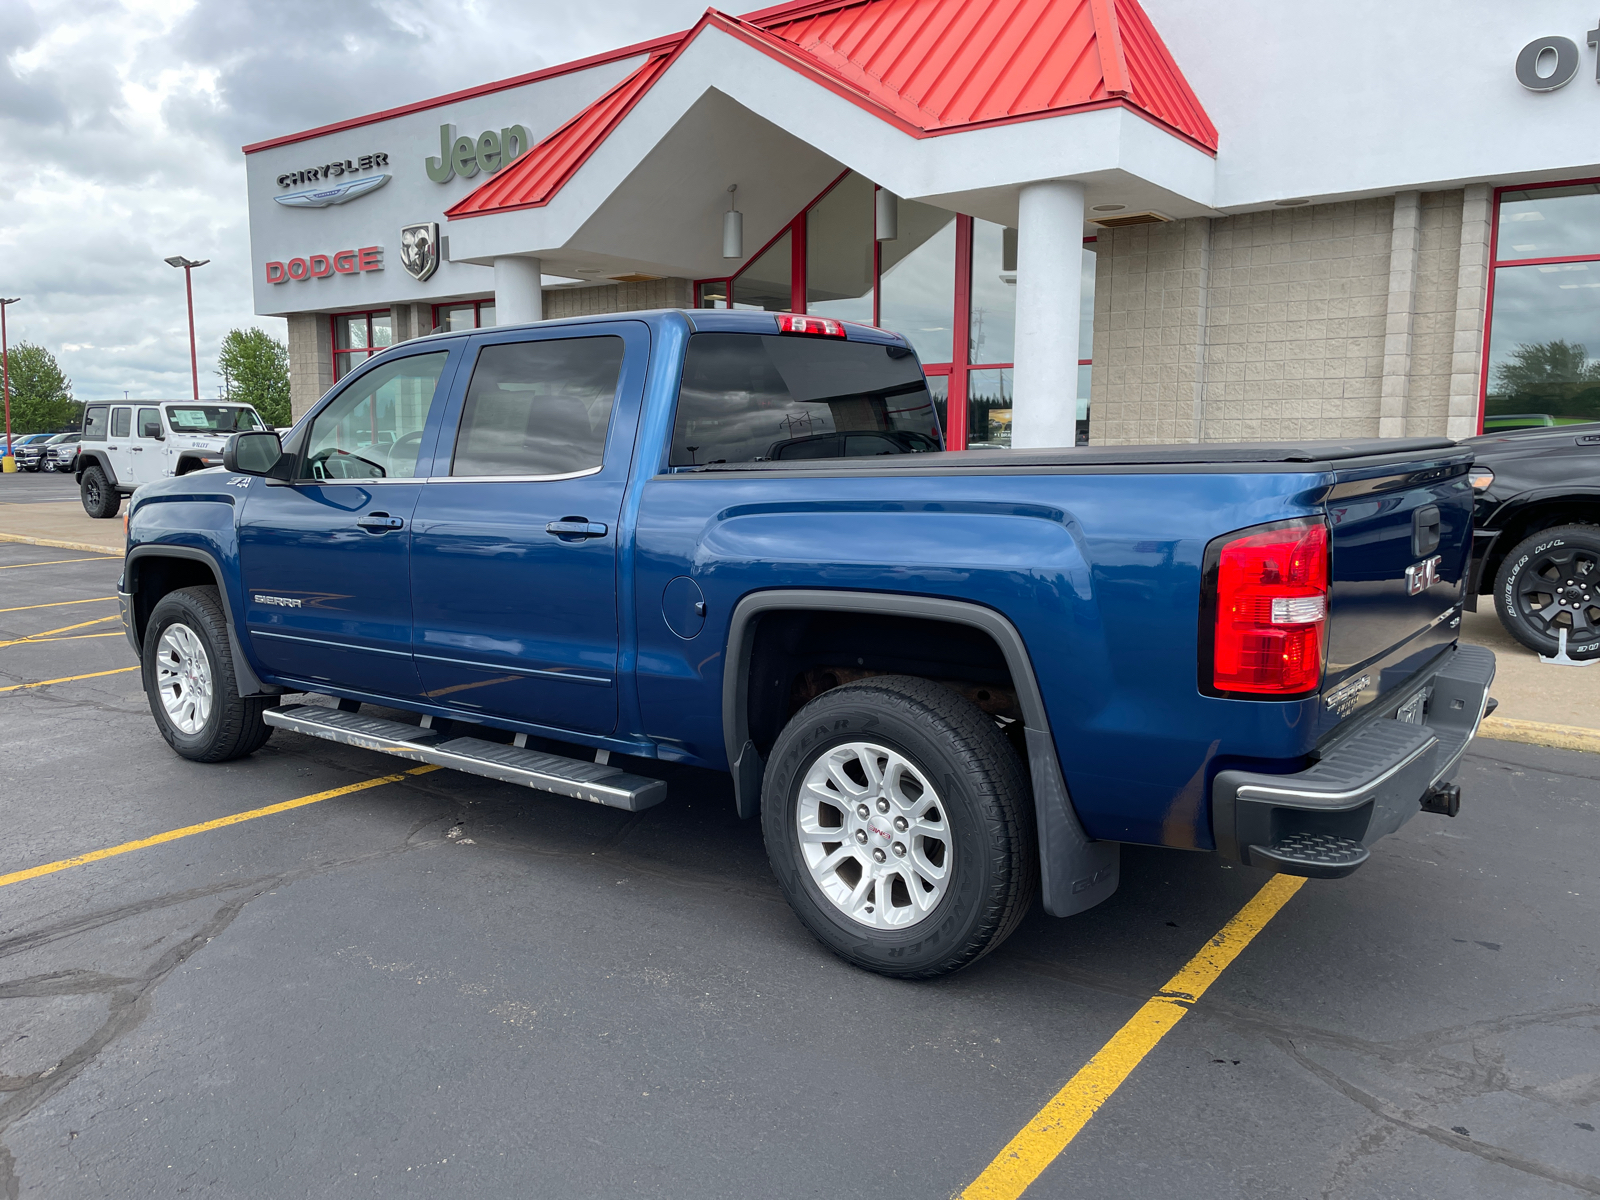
1462;421;1600;660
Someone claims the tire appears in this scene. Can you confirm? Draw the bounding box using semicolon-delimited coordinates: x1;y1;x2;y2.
80;466;121;519
1493;525;1600;660
761;675;1037;979
143;585;275;762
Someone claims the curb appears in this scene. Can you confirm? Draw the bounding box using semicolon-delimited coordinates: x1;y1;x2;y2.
1479;715;1600;755
0;531;123;556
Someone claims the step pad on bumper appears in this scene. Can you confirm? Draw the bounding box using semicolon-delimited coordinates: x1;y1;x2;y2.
1249;832;1369;879
263;704;667;812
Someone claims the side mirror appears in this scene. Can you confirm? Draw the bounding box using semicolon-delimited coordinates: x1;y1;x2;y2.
224;430;283;475
141;421;164;439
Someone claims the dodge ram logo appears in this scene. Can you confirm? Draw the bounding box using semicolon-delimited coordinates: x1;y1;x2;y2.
1406;556;1442;596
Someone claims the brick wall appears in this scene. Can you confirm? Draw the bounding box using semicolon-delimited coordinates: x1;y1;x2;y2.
1089;193;1480;445
286;312;331;422
542;277;692;319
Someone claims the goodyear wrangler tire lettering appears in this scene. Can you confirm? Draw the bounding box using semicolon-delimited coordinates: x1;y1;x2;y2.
760;674;1037;979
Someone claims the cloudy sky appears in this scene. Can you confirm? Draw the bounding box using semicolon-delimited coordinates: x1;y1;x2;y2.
0;0;746;401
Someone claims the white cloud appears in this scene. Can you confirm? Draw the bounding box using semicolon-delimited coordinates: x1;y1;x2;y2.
0;0;726;400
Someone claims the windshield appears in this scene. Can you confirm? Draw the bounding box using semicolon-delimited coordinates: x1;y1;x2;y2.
165;406;263;433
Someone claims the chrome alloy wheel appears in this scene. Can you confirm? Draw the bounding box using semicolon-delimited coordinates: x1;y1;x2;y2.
155;622;214;735
796;741;952;929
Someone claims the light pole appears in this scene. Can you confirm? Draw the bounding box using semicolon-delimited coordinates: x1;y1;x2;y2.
0;297;19;465
164;256;209;401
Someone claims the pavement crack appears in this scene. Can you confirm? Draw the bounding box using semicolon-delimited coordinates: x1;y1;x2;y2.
1271;1034;1600;1197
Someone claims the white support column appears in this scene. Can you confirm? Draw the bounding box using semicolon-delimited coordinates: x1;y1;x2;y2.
494;256;543;325
1011;180;1085;449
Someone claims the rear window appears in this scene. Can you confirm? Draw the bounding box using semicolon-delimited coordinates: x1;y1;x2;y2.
669;333;941;467
166;406;262;432
452;336;624;478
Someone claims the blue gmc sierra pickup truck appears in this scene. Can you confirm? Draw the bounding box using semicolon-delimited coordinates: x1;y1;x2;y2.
119;309;1496;978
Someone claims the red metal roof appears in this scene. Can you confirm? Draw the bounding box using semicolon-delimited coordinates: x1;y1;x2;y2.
446;0;1215;220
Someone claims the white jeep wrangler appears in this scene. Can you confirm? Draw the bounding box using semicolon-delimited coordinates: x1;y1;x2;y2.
76;401;269;518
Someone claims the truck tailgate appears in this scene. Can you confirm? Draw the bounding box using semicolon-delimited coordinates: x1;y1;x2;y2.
1319;455;1475;735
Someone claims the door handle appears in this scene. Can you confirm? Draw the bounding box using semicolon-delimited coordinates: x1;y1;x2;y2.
357;512;405;532
545;519;608;540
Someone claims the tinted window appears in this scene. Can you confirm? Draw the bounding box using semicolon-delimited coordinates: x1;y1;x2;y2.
111;408;131;438
302;352;449;481
452;336;623;477
82;407;107;441
670;333;941;466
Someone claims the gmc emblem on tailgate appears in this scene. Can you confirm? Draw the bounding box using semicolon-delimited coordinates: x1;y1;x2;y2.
1406;555;1442;596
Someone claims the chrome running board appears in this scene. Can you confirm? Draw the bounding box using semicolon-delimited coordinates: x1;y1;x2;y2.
264;704;667;812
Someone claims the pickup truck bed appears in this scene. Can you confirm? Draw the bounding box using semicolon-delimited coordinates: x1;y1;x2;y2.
119;309;1494;978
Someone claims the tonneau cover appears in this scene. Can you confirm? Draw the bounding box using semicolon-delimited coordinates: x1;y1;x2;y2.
689;438;1462;472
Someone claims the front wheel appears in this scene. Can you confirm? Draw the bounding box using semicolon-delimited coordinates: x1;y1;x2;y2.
1493;525;1600;659
761;675;1037;979
80;466;120;518
143;586;275;762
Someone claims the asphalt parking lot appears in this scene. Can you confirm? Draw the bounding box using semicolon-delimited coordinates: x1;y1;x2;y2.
0;540;1596;1199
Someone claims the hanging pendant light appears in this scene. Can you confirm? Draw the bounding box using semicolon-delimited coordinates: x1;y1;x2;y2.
875;187;898;241
722;184;743;259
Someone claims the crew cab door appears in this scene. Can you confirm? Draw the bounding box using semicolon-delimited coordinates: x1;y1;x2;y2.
237;345;460;698
104;406;134;484
408;322;647;735
129;406;165;485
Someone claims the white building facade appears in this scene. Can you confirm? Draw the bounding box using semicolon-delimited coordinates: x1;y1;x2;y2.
245;0;1600;448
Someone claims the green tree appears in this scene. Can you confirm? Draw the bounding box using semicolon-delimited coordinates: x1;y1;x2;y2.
1488;339;1600;422
218;327;290;426
2;342;78;434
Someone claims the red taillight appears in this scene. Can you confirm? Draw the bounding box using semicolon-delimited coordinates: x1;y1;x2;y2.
776;313;846;338
1209;520;1329;695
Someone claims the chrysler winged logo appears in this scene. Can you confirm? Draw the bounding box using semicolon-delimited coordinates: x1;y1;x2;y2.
400;221;440;282
274;173;390;208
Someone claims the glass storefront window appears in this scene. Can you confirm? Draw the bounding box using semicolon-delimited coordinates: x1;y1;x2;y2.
806;172;874;323
436;300;496;332
880;202;956;365
969;219;1016;365
1496;184;1600;261
333;310;393;381
732;230;792;311
967;367;1012;448
1485;262;1600;428
697;280;729;308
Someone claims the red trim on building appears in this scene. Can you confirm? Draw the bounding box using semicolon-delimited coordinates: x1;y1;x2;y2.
240;32;683;155
447;0;1218;221
948;214;974;451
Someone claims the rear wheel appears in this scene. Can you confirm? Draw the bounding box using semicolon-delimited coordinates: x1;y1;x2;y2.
143;586;275;762
80;466;120;519
1493;525;1600;659
761;675;1036;979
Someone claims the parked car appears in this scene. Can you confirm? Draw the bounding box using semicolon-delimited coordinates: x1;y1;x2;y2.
7;433;54;471
44;432;81;473
118;309;1495;978
74;401;266;518
1461;421;1600;660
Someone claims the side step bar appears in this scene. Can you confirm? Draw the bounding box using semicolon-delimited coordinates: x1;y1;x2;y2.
263;704;667;812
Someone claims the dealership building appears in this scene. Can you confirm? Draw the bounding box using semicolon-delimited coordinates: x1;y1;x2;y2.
245;0;1600;448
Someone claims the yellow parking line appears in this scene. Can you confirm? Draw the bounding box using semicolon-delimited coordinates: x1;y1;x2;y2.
961;874;1306;1199
4;632;125;647
0;613;120;648
0;665;140;693
0;556;120;570
0;596;117;614
0;764;441;889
